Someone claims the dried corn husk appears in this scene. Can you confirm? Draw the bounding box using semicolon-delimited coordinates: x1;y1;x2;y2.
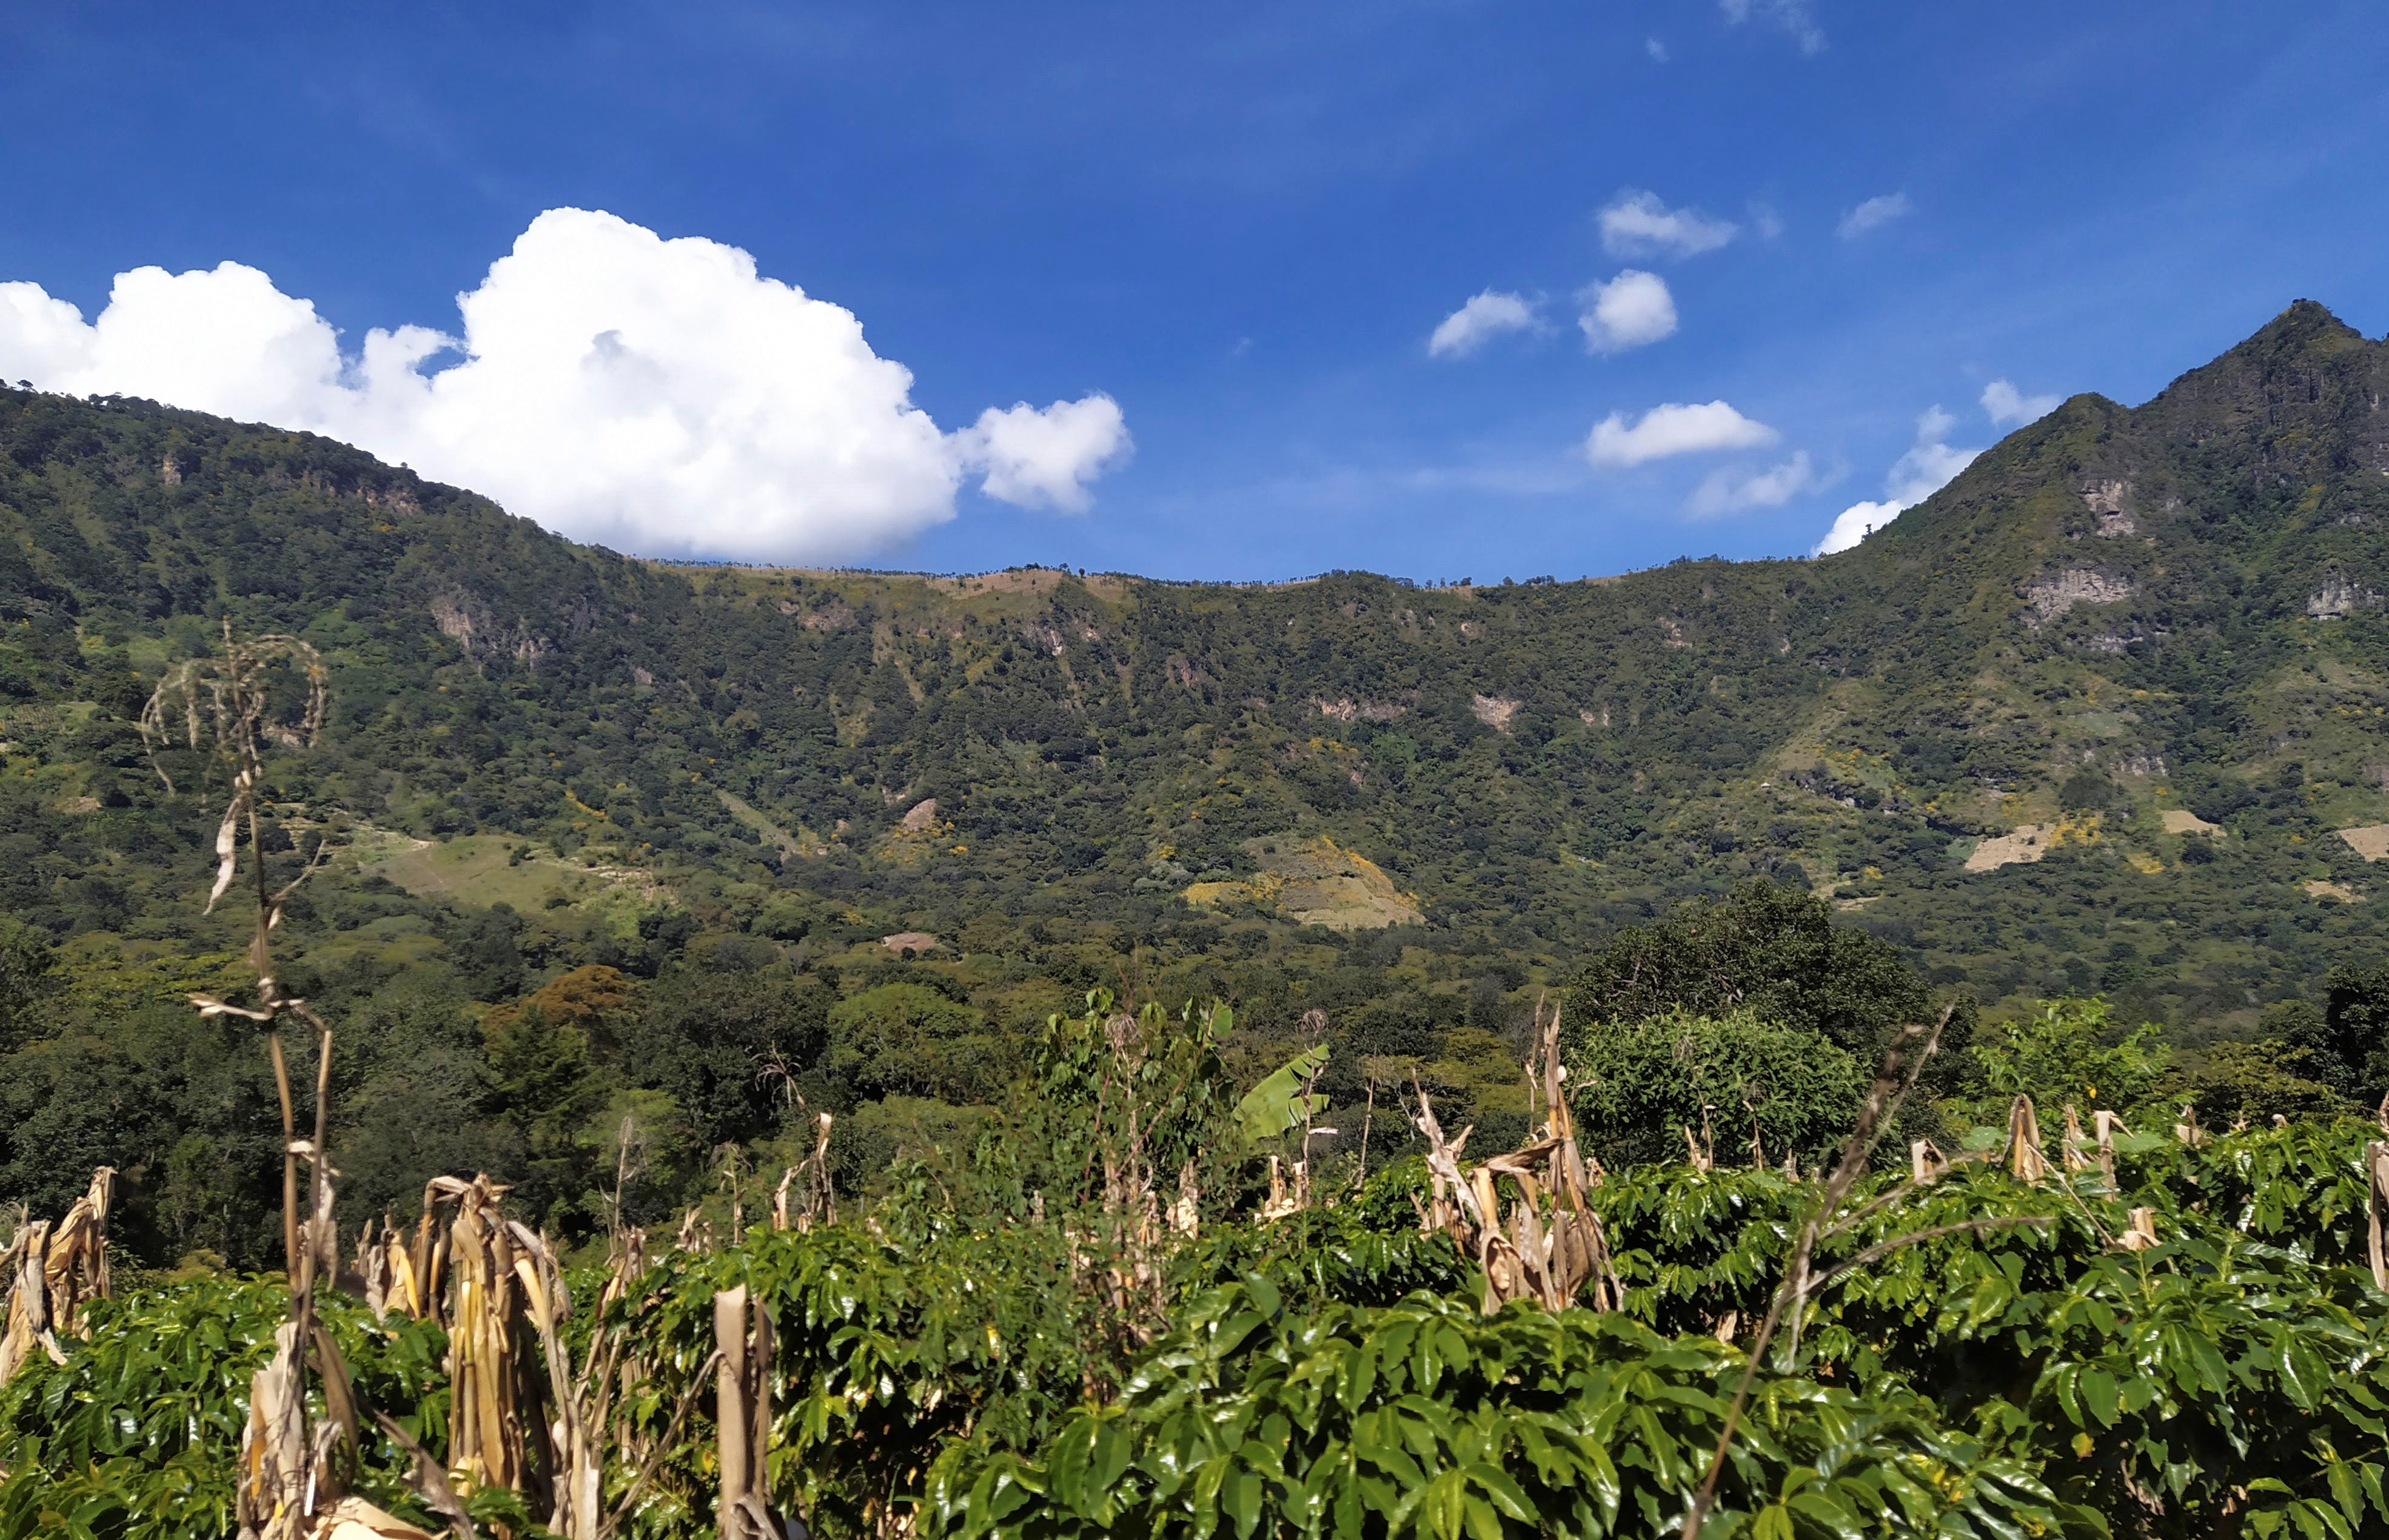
0;1220;62;1384
508;1221;601;1540
43;1167;115;1331
315;1496;440;1540
434;1176;535;1501
1409;999;1618;1313
2060;1106;2093;1173
235;1322;309;1540
2092;1110;2127;1186
0;1167;118;1386
2365;1140;2389;1291
2004;1096;2051;1182
2116;1207;2160;1252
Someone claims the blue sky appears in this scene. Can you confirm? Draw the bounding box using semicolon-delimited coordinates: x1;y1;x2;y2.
3;1;2386;581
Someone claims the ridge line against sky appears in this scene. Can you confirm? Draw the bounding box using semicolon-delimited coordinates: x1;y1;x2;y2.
1;2;2384;581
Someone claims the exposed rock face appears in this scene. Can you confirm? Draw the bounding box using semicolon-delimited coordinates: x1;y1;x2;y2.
429;592;557;672
2307;575;2379;619
430;595;478;647
2080;479;2136;535
900;797;940;831
1470;695;1520;732
2025;569;2135;623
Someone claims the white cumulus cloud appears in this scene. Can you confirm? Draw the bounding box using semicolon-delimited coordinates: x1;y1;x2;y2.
1982;378;2062;427
1814;500;1906;556
1598;190;1737;259
957;395;1131;513
1720;0;1823;55
1427;290;1539;358
0;208;1130;563
1586;400;1777;468
1837;192;1912;239
1812;405;1983;555
1577;270;1678;355
1684;452;1820;519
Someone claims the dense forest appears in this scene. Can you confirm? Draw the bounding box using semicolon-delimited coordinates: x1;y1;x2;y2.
8;305;2389;1537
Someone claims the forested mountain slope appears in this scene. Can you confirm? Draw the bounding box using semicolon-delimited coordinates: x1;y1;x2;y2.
4;300;2389;1036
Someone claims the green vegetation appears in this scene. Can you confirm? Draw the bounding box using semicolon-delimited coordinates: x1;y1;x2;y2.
12;304;2389;1535
15;1043;2389;1538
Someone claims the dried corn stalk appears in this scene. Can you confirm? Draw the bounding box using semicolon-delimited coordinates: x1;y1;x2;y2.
42;1167;115;1330
714;1284;785;1540
138;622;329;914
426;1175;538;1501
2002;1096;2051;1182
403;1176;646;1539
2366;1140;2389;1292
2060;1106;2092;1173
1257;1156;1304;1222
0;1165;118;1390
509;1222;602;1540
2092;1110;2127;1186
142;626;368;1540
1409;999;1619;1313
598;1227;649;1314
235;1322;310;1539
771;1112;837;1233
2115;1207;2160;1252
0;1220;61;1384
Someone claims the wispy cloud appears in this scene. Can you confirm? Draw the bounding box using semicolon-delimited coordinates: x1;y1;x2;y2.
1598;189;1737;259
1837;192;1912;239
1586;400;1777;467
1814;405;1982;554
1982;378;2062;427
1720;0;1823;56
1685;452;1821;518
1576;270;1678;354
1427;290;1540;358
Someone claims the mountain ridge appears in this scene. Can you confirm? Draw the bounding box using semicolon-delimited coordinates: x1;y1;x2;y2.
4;302;2389;1034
